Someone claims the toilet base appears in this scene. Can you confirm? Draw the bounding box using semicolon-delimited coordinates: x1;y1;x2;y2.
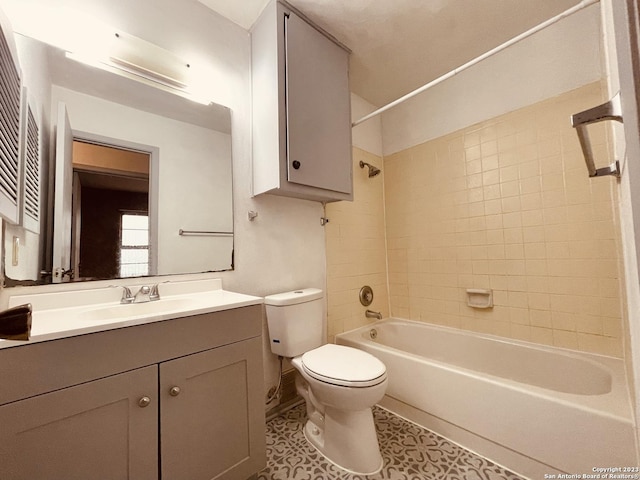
291;355;386;475
303;405;383;475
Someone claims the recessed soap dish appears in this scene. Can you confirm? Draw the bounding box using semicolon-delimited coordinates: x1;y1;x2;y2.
466;289;493;309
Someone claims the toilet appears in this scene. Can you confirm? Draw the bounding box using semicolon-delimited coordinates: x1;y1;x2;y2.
264;288;388;475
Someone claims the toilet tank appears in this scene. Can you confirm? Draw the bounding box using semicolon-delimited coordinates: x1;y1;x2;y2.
264;288;324;357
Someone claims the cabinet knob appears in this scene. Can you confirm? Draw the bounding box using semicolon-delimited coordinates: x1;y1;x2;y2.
292;160;301;169
169;386;181;397
138;396;151;408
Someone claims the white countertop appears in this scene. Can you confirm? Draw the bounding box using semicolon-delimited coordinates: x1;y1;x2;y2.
0;279;263;349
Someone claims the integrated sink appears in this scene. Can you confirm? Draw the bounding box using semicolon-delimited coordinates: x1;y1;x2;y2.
83;297;198;322
1;278;264;347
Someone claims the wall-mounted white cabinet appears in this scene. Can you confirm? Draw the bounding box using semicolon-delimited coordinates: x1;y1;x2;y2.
0;306;265;480
251;0;353;203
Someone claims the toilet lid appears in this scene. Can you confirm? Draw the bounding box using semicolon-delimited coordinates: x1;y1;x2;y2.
301;344;386;387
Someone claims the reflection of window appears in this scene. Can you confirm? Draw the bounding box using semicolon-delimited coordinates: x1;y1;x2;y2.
120;213;149;278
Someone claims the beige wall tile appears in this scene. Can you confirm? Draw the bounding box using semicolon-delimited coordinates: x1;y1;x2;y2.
326;83;623;358
381;83;624;357
325;148;390;338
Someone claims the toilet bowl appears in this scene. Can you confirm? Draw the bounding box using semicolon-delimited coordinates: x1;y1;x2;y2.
264;289;388;475
292;344;388;474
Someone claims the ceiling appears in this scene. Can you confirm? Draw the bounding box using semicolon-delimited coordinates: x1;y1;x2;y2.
198;0;583;107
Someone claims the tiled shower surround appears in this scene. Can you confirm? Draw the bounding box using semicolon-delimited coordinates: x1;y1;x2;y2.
325;148;390;340
327;82;624;357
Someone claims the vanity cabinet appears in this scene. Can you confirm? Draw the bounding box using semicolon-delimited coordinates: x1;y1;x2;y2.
0;366;158;480
160;338;263;479
0;305;265;480
251;0;353;202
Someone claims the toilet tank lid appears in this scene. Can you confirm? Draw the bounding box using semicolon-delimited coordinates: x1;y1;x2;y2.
264;288;323;306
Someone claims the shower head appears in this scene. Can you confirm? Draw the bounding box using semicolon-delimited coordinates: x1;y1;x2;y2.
359;160;381;178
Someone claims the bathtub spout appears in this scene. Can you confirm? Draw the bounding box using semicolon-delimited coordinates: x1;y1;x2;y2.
365;310;382;320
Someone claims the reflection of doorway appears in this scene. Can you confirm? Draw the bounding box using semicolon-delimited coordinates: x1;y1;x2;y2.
72;140;150;280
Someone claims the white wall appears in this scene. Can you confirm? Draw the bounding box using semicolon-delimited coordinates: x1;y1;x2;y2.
351;93;383;156
0;0;327;404
381;3;603;155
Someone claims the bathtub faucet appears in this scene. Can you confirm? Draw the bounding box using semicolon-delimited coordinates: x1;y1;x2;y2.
365;309;382;320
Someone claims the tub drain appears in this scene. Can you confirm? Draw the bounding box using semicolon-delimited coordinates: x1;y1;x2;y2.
369;328;378;340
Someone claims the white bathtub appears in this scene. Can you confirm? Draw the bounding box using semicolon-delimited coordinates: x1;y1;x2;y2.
336;318;637;477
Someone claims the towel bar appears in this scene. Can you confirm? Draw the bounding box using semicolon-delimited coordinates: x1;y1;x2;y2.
571;92;622;178
178;229;233;237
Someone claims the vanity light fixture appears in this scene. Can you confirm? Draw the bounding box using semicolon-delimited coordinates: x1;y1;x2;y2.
6;2;215;105
107;31;190;90
65;30;213;106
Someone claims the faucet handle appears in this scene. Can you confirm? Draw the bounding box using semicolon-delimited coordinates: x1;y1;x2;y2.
150;281;169;301
120;286;135;304
149;283;161;301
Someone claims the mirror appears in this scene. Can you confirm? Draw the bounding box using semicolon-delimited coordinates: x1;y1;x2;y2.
3;33;234;285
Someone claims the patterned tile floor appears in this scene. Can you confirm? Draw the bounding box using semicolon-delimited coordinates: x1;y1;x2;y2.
258;403;527;480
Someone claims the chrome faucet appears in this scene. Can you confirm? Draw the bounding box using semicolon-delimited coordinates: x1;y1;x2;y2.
134;285;153;303
365;309;382;320
119;284;162;304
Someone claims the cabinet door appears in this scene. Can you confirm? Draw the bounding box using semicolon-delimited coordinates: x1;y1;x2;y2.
0;366;158;480
160;337;264;480
285;10;352;194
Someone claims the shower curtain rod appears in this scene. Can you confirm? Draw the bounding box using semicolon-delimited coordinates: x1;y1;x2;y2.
352;0;600;127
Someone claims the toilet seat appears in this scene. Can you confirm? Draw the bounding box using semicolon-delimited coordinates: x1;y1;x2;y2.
301;344;387;387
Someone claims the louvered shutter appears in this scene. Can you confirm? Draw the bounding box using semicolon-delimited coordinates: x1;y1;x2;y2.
0;10;21;224
20;95;39;233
